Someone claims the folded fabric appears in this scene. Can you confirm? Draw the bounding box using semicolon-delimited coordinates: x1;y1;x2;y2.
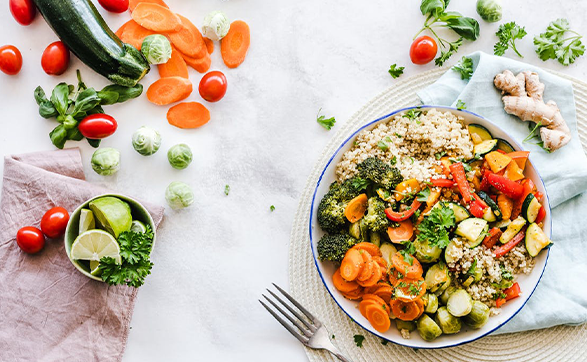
418;51;587;333
0;148;164;362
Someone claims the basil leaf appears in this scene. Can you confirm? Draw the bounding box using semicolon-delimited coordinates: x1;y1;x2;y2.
87;138;101;148
73;88;101;116
62;115;78;130
76;69;87;91
67;127;84;141
97;90;119;105
98;84;143;105
38;99;58;118
34;86;48;105
50;83;70;116
446;17;480;41
88;105;105;115
420;0;445;16
438;11;462;21
49;125;68;149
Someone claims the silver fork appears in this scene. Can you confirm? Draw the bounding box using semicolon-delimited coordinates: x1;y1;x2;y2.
260;283;353;362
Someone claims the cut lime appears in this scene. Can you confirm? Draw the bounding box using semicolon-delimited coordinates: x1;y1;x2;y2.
79;209;96;233
89;260;102;276
89;196;132;238
71;230;121;264
130;220;147;233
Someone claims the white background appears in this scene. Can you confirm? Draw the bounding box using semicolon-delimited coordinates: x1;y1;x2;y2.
1;0;586;361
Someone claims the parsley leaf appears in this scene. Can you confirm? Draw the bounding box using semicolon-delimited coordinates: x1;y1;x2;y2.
417;204;455;249
378;139;390;151
354;334;365;347
270;205;276;212
534;19;585;66
388;64;405;79
224;184;230;196
390;156;397;165
452;56;473;80
494;22;527;57
435;37;463;66
416;187;431;202
317;109;336;130
466;259;478;277
351;177;371;191
403;109;422;121
456;99;466;110
399;241;416;265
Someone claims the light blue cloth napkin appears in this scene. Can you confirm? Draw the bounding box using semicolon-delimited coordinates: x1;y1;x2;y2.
418;51;587;334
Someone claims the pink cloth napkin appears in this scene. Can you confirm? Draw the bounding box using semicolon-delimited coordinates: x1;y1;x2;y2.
0;148;164;362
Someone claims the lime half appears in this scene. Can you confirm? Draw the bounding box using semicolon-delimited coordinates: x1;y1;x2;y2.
89;260;102;276
79;209;96;233
71;230;121;264
89;197;132;238
130;220;147;233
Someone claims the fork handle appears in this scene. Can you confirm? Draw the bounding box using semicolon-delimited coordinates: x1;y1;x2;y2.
329;349;353;362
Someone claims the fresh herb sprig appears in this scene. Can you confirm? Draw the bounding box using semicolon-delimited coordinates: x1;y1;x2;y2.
452;56;473;80
317;109;336;130
534;18;585;66
417;204;455;249
388;64;405;79
494;22;527;57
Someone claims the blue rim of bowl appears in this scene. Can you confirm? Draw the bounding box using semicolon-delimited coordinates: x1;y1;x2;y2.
308;105;551;349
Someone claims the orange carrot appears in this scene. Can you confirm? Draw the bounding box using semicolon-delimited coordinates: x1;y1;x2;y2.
341;288;364;300
220;20;250;68
146;76;192;106
364;282;390;295
390;299;420;321
131;3;182;33
373;285;394;303
158;46;189;78
129;0;168;12
394;278;426;302
352;242;382;257
387;219;414;243
340;248;363;281
115;20;132;38
365;304;391;333
345;194;368;223
168;14;207;59
372;255;387;269
357;261;382;287
167;102;211;129
182;52;211;73
357;250;374;282
361;294;387;306
204;37;214;54
332;269;360;293
391;251;423;279
359;299;378;318
119;20;154;50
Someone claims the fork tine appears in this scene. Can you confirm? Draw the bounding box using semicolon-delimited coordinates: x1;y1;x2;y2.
266;289;316;332
259;299;309;345
263;293;314;337
272;283;320;325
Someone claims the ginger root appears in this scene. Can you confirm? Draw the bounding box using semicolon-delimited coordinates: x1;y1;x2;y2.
494;70;571;152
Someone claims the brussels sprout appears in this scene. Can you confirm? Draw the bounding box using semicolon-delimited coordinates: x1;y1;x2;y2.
463;301;491;329
165;181;195;209
91;147;120;176
167;144;193;170
369;231;381;247
435;306;462;334
132;126;162;156
202;11;230;41
425;262;449;293
439;285;457;305
476;0;502;23
416;314;443;341
395;319;416;332
414;238;442;263
423;293;439;314
141;35;172;64
447;289;473;317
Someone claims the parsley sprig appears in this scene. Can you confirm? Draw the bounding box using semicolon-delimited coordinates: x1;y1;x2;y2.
452;56;473;80
317;109;336;130
399;241;416;266
416;204;455;249
494;22;527;58
388;64;405;79
534;18;585;66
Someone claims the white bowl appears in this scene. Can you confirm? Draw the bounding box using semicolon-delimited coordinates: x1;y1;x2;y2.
309;106;551;349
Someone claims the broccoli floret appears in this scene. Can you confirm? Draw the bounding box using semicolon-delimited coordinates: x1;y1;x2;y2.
363;197;389;233
357;157;403;189
317;233;359;263
317;178;363;233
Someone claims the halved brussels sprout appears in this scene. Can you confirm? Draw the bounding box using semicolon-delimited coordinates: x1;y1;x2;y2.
414;238;442;263
447;289;473;317
463;300;490;329
395;319;416;332
202;11;230;41
425;262;449;292
423;293;439;314
417;314;443;341
439;285;457;305
435;306;462;334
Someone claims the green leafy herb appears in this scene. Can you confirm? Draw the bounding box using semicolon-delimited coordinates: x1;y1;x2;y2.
224;185;230;196
416;187;431;202
351;177;371;191
394;132;403;138
494;21;527;57
534;18;585;66
452;56;473;80
456;99;466;110
270;205;276;212
435;151;446;160
501;266;514;281
381;339;389;345
378;139;390;151
354;334;365;347
404;109;422;121
390;156;397;165
332;334;335;339
399;241;416;265
317;109;336;130
523;122;551;152
466;259;477;277
388;64;405;79
417;204;455;248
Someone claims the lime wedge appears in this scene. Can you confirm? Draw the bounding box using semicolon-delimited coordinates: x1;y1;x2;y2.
89;197;132;238
130;220;147;233
71;230;121;264
79;209;96;233
89;260;102;276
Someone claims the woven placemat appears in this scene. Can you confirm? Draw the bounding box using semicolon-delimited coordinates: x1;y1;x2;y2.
288;67;587;362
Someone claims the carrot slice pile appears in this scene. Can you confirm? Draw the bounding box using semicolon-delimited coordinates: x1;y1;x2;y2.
204;37;214;54
131;3;182;32
168;14;207;58
391;251;423;279
221;20;250;68
129;0;169;12
119;20;154;50
167;102;211;129
147;77;192;105
115;20;132;38
158;46;189;78
182;52;211;73
352;242;382;257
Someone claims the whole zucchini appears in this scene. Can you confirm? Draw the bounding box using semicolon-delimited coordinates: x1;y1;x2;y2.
33;0;149;86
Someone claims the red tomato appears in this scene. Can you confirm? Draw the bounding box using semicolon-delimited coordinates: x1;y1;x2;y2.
98;0;129;13
198;71;228;103
16;226;45;254
9;0;36;26
40;207;70;238
410;36;438;65
0;45;23;75
78;114;118;139
41;41;70;76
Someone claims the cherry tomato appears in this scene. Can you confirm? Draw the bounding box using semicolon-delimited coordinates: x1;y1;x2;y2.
198;71;228;103
98;0;129;13
40;207;70;238
9;0;36;26
41;41;70;76
0;45;23;75
78;114;118;139
16;226;45;254
410;36;438;65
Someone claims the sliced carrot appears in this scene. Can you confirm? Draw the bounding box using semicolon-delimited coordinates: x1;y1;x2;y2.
372;255;387;269
167;102;211;129
395;179;420;201
391;251;423;279
340;248;363;282
342;288;364;300
146;76;192;106
204;37;214;54
390;299;420;321
220;20;250;68
394;278;426;302
364;282;391;295
359;299;378;318
362;294;387;306
497;194;513;220
352;242;382;257
365;304;391;333
357;250;374;282
115;20;132;38
345;194;368;223
129;0;169;12
373;285;394;303
158;46;189;78
168;14;207;59
414;298;425;319
131;3;182;33
119;20;155;50
387;219;414;243
182;51;212;73
332;269;361;293
357;261;382;287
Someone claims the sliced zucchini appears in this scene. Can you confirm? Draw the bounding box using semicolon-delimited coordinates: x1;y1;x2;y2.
380;242;398;266
470;225;489;248
462;276;475;287
492;218;511;229
496;138;515;153
456;218;488;246
482;207;497;222
473;139;498;157
468;124;493;144
521;193;542;223
477;191;502;220
499;216;527;244
525;223;552;257
444;202;470;222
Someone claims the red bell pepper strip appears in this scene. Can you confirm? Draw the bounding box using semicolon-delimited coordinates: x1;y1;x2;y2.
430;178;456;188
504;282;521;301
485;172;524;199
468;193;489;218
534;191;544;200
482;227;503;249
449;162;474;203
385;200;422;222
494;227;527;258
535;206;546;223
479;170;491;192
495;297;506;308
512;179;535;218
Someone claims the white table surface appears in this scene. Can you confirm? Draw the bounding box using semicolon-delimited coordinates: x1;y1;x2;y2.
1;0;586;361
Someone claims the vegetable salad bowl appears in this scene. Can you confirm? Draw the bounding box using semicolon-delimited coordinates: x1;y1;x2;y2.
309;106;551;349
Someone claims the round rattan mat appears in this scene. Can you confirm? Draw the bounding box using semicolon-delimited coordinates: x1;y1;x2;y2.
288;67;587;362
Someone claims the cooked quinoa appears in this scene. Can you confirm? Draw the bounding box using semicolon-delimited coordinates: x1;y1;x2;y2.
336;108;473;182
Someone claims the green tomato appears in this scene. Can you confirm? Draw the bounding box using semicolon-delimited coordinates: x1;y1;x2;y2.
141;35;172;65
132;126;162;156
91;147;120;176
167;144;193;170
165;181;194;210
